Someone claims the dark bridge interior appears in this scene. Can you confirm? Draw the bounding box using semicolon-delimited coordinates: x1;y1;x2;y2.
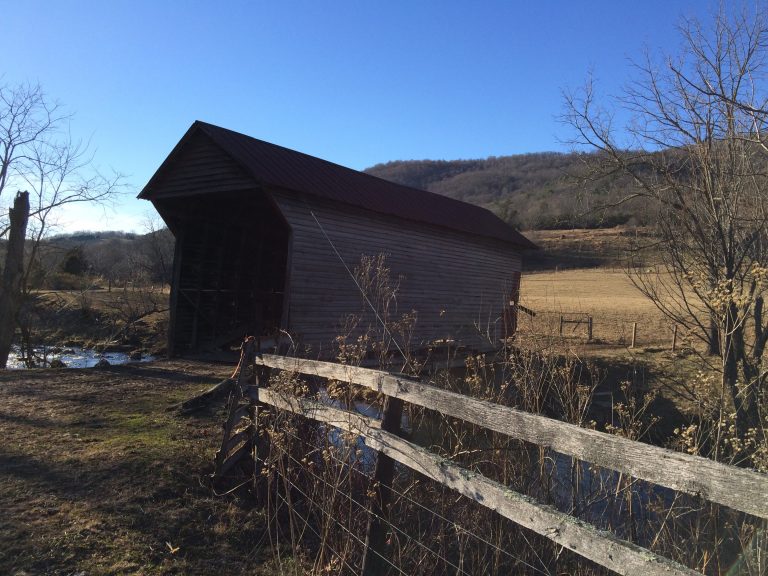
156;190;289;356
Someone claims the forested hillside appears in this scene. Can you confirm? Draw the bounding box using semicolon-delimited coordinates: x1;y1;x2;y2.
365;152;648;230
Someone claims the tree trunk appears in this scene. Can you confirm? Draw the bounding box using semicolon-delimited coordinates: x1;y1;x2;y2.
709;317;721;356
724;312;762;445
0;192;30;369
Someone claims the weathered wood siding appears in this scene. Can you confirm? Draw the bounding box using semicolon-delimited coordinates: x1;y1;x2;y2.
271;190;522;355
146;131;254;200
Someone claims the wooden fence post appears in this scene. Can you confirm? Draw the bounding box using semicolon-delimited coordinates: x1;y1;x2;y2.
672;325;678;352
361;395;404;575
631;323;637;348
587;316;593;341
559;315;564;336
213;337;264;488
248;349;268;490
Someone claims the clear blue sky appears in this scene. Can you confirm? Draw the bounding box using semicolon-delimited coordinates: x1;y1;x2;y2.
1;0;714;232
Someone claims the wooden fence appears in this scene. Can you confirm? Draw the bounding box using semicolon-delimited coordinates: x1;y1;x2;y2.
229;353;768;576
558;313;593;340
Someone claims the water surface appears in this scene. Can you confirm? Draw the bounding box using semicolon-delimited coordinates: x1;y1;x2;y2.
7;345;155;369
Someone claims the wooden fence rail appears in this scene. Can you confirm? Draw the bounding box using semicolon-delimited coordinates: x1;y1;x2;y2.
559;313;593;340
252;353;768;576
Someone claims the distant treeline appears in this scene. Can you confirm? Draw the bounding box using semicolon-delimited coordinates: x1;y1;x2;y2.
48;230;140;243
0;229;174;290
365;152;649;230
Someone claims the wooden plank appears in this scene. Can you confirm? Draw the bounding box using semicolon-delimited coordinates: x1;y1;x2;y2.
226;404;250;429
259;391;701;576
219;441;252;476
259;389;381;433
255;354;768;519
167;225;184;356
279;224;294;334
287;240;516;278
224;424;254;455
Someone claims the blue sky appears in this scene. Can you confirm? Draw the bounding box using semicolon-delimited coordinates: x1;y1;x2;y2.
1;0;714;232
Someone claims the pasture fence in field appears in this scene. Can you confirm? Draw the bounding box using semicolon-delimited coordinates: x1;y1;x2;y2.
214;345;768;575
521;309;684;350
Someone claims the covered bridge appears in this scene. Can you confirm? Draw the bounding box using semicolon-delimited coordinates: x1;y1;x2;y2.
139;121;536;358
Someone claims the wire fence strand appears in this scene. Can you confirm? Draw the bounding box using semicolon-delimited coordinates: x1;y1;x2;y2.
269;439;475;576
272;464;410;576
270;422;553;576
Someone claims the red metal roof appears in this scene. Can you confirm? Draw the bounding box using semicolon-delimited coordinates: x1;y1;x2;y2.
140;121;537;249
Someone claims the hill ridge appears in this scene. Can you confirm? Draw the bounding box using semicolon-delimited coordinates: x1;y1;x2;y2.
364;152;644;230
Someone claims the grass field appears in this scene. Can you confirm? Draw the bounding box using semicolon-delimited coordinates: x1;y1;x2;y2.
0;361;280;575
519;267;717;424
524;227;658;271
519;227;689;351
520;268;680;349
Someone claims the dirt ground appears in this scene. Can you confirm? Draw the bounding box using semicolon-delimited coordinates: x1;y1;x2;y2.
0;360;278;575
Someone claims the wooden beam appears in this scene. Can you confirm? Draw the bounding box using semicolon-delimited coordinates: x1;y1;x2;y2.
226;404;250;430
259;391;701;576
219;441;252;476
259;389;381;433
191;221;211;349
255;354;768;519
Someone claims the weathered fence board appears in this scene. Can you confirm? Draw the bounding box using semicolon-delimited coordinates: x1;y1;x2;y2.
260;388;381;432
255;354;768;519
224;425;254;455
219;442;252;476
259;390;702;576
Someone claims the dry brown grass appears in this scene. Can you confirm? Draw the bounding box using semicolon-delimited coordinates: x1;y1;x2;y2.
520;269;679;349
524;227;658;271
21;288;170;355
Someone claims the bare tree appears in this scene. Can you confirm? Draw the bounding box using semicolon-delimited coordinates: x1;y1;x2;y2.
139;214;174;287
563;6;768;450
0;82;123;368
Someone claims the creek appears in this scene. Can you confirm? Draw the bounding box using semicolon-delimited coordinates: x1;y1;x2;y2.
7;345;155;369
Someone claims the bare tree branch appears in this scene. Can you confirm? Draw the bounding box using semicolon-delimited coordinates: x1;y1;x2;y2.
0;82;125;368
562;6;768;451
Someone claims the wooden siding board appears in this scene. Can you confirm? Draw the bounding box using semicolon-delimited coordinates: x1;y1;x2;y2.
145;131;255;199
272;191;521;353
